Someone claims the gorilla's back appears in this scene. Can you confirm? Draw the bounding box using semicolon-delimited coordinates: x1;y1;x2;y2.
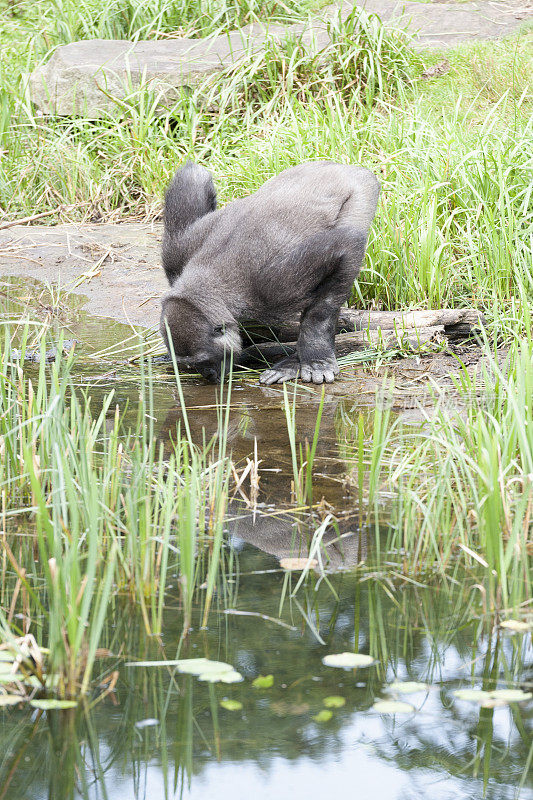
185;161;380;284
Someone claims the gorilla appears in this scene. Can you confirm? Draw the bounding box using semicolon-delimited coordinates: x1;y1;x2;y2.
160;160;380;384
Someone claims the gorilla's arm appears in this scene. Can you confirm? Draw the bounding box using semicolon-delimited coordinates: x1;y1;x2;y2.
259;226;368;384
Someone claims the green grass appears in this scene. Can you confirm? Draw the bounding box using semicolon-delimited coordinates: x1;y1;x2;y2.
337;333;533;612
1;10;531;337
0;325;233;697
0;2;532;704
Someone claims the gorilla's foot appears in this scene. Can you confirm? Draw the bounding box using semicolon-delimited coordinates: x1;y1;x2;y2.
300;356;339;384
259;355;300;385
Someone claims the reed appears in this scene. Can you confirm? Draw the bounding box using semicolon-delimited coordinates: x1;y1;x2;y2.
0;326;234;697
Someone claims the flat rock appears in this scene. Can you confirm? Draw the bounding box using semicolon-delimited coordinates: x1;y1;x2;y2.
29;0;528;117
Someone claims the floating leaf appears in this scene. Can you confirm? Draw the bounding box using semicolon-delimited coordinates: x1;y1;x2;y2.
279;558;318;571
489;689;532;703
322;652;375;669
313;709;333;723
127;657;242;683
0;695;23;707
220;699;243;711
389;681;429;694
453;689;491;702
500;620;531;633
480;698;507;709
135;718;159;729
30;699;78;710
125;660;184;667
178;659;234;676
323;695;346;708
125;658;234;673
219;671;243;684
199;670;243;684
252;675;274;689
372;700;414;714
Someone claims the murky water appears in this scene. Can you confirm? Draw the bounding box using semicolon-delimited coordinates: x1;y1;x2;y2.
1;278;532;800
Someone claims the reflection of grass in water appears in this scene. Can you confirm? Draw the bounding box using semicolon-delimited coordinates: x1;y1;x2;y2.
0;324;232;698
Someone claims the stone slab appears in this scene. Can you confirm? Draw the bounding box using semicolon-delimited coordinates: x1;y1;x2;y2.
29;1;529;117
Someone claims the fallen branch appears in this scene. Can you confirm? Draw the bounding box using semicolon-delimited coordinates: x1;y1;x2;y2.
0;203;90;231
239;325;448;367
245;308;486;344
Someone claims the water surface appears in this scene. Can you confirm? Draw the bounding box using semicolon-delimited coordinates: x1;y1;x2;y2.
1;277;531;800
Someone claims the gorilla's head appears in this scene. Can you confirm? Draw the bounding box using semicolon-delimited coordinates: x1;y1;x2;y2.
160;294;242;382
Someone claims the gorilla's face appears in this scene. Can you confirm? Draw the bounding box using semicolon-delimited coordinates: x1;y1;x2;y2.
160;295;242;382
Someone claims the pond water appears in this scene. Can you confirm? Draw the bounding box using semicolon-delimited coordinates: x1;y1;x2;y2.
1;278;532;800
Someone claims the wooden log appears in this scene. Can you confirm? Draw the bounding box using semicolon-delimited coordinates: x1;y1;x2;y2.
239;325;447;367
241;308;485;345
337;308;486;332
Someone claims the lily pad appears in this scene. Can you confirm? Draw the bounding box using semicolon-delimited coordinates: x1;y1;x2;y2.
489;689;532;702
500;620;531;633
313;709;333;723
0;695;24;706
389;681;429;694
453;689;491;702
177;659;234;676
253;674;274;689
322;652;375;669
30;699;78;710
220;699;243;711
279;557;319;571
135;718;159;729
372;700;415;714
198;670;243;684
480;698;507;709
323;695;346;708
125;660;184;667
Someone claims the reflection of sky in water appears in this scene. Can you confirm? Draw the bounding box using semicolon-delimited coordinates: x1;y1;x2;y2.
66;699;530;800
3;581;529;800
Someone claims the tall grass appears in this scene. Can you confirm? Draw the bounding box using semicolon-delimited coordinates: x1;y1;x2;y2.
3;0;323;43
336;335;533;611
0;326;233;697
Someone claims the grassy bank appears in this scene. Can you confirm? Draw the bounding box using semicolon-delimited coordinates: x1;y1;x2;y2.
0;3;532;706
1;5;532;334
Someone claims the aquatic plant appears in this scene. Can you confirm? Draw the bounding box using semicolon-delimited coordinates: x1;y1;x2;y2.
0;325;234;697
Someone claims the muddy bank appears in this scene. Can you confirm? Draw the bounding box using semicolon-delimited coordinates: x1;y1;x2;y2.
0;222;164;328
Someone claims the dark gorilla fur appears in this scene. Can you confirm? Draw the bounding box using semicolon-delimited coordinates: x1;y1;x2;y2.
160;160;380;384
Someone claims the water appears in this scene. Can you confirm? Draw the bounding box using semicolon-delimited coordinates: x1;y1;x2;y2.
1;278;532;800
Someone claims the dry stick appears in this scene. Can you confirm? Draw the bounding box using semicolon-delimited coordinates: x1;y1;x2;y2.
239;326;446;366
0;203;90;231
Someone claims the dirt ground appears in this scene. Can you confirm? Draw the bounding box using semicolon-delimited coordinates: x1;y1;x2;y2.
0;223;164;329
